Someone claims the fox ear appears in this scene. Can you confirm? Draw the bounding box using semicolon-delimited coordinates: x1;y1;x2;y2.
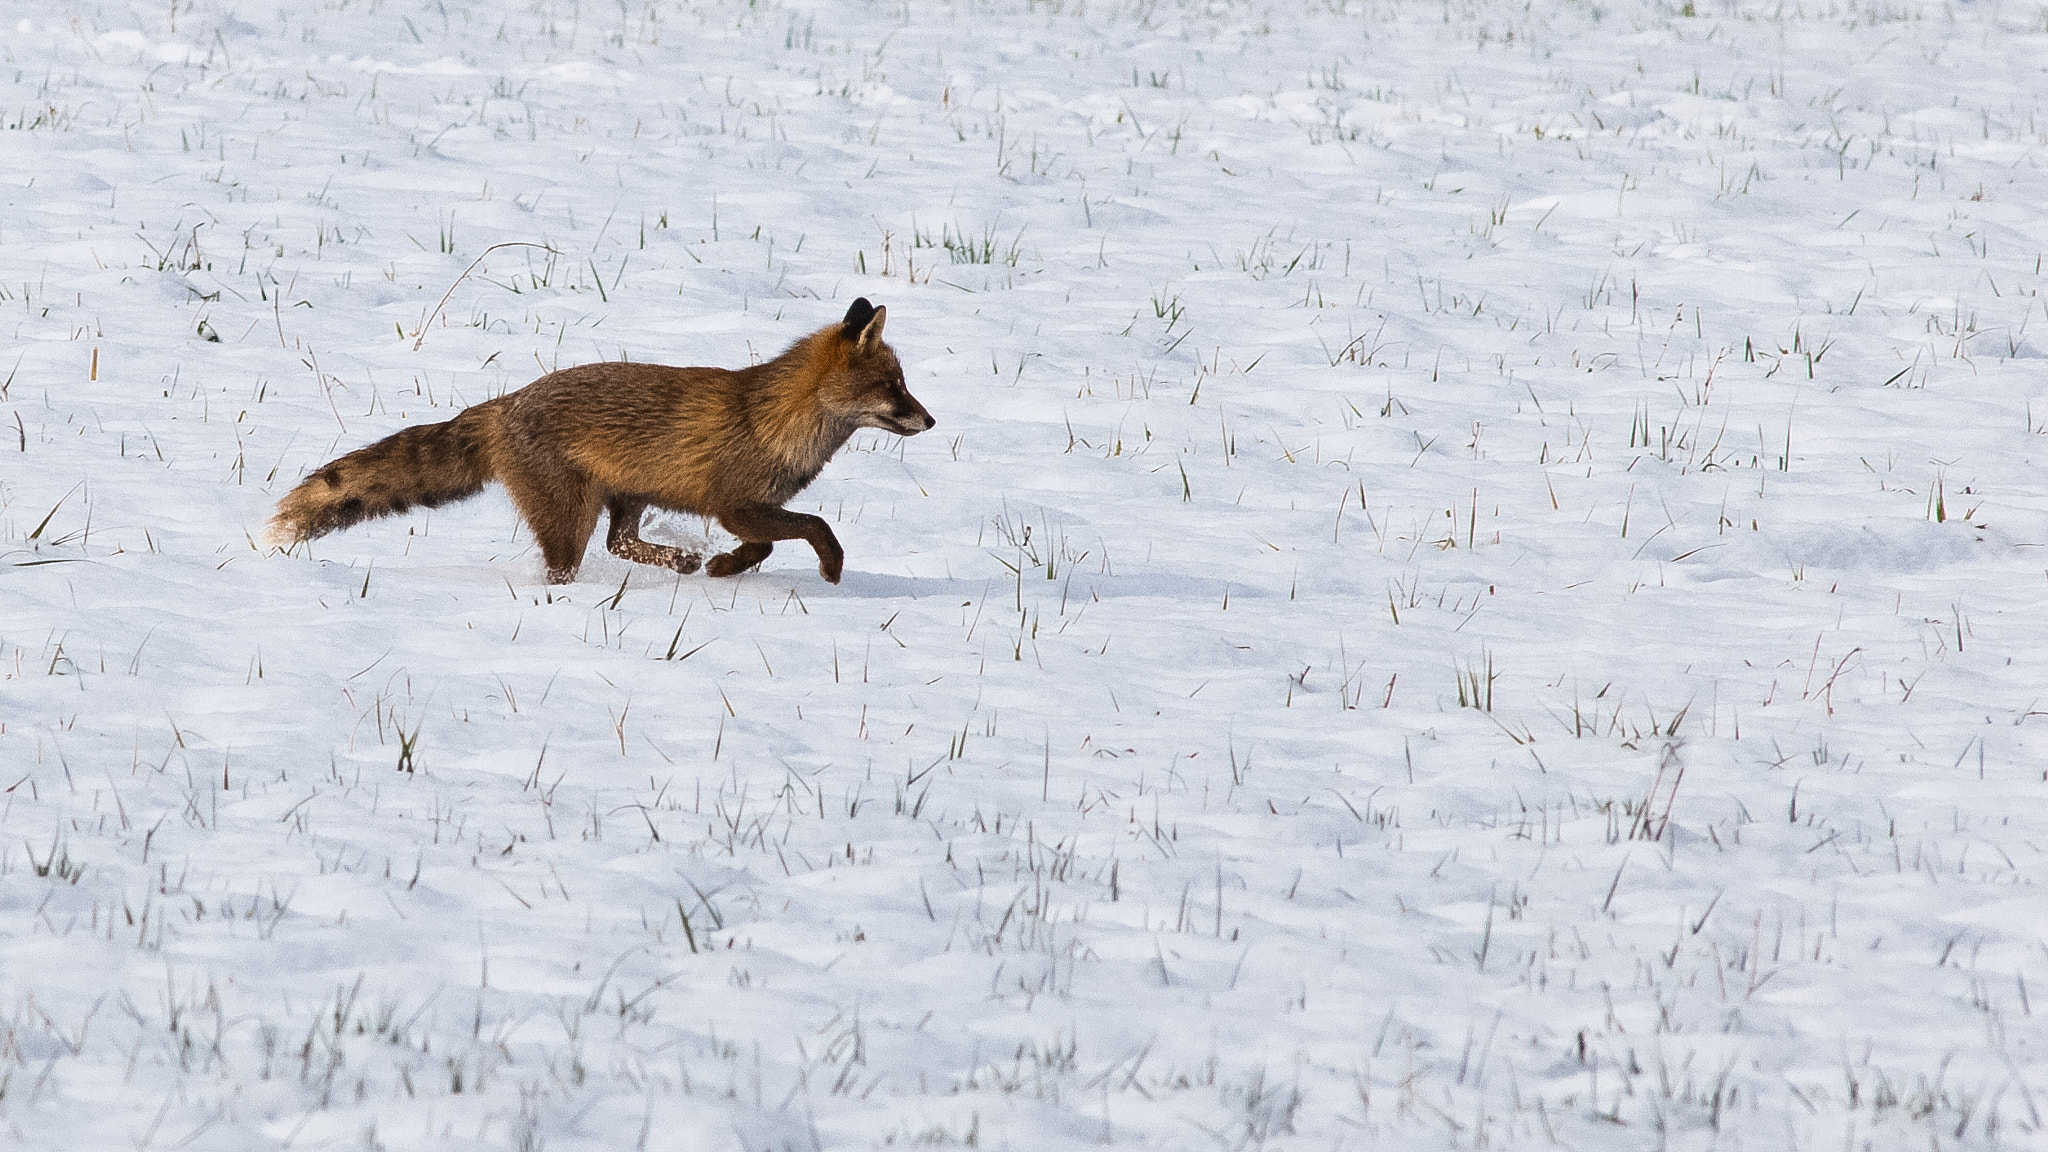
842;298;886;349
841;297;877;340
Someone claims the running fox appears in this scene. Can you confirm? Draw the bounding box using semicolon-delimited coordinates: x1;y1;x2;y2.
267;298;933;584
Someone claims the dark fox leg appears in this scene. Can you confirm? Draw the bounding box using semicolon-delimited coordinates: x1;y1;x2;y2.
706;540;775;577
605;496;702;575
503;468;602;584
708;505;845;583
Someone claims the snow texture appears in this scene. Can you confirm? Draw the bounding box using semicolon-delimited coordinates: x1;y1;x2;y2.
3;1;2047;1149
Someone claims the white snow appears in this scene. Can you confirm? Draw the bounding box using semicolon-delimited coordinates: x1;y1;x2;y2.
3;1;2046;1149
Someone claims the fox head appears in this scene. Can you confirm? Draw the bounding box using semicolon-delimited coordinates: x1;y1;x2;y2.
824;298;935;437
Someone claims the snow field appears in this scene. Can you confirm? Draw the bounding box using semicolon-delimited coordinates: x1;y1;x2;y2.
3;1;2047;1148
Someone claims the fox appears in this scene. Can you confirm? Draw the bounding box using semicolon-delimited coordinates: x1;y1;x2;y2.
266;298;933;585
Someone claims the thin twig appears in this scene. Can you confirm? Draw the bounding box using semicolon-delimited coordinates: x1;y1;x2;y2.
412;241;558;351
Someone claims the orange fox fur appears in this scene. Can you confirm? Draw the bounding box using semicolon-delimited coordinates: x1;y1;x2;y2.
267;299;933;584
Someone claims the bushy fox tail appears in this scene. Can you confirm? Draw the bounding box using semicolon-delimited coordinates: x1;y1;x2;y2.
267;403;500;546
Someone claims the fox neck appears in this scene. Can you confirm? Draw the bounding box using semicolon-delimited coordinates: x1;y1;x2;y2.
747;330;858;491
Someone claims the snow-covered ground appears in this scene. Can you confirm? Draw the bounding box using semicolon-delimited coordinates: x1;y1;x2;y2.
4;1;2046;1148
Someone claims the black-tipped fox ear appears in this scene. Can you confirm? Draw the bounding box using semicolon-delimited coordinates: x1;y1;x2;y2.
842;297;877;341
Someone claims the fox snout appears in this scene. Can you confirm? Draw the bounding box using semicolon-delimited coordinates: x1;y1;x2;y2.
886;392;936;435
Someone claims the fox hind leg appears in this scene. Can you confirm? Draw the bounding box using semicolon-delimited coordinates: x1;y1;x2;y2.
535;494;602;584
708;505;844;584
504;470;602;584
605;496;702;575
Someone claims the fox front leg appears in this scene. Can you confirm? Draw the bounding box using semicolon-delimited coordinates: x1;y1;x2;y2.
709;505;845;584
705;540;774;578
604;496;702;575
